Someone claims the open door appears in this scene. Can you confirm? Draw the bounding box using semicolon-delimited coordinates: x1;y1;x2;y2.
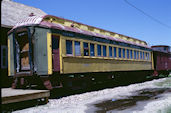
52;35;60;72
15;29;32;75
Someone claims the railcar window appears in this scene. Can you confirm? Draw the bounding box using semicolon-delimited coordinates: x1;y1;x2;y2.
140;51;142;59
143;52;145;60
114;47;117;57
137;51;139;59
130;50;133;59
97;44;102;56
134;50;136;59
90;43;95;56
75;41;81;56
119;48;122;58
83;42;89;56
145;53;149;60
66;40;73;55
123;48;125;58
52;38;59;49
127;49;130;59
148;53;151;60
109;46;112;57
103;45;107;57
147;53;149;60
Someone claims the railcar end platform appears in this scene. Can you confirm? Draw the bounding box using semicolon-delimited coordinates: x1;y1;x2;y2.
2;88;50;104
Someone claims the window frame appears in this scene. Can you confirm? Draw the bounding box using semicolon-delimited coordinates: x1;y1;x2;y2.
109;46;113;57
148;52;151;61
66;40;73;56
136;51;139;59
113;47;117;58
103;45;107;57
130;50;133;59
90;43;95;56
83;42;89;56
145;52;148;60
140;51;142;59
143;52;145;60
127;49;130;59
118;48;122;58
123;48;125;58
74;41;81;56
97;44;102;56
134;50;137;59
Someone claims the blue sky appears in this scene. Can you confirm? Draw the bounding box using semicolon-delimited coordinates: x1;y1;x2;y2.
13;0;171;46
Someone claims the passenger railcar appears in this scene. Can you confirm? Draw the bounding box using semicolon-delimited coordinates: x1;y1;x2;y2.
152;45;171;75
8;15;154;89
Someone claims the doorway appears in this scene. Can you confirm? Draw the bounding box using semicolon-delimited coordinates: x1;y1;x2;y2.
52;35;60;72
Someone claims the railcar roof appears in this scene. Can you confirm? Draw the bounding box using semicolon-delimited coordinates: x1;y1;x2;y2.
151;45;170;47
152;45;171;53
10;15;150;49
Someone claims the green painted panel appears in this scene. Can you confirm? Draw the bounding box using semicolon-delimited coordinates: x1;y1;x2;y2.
34;27;51;75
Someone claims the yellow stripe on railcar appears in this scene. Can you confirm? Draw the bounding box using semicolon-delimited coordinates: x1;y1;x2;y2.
47;32;52;75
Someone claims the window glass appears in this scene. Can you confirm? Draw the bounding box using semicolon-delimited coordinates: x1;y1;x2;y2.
52;38;59;50
109;46;112;57
130;50;133;59
103;45;106;57
137;51;139;59
145;53;148;60
75;41;81;56
147;53;149;60
119;48;122;58
114;47;117;57
140;51;142;59
90;43;95;56
127;49;129;59
123;48;125;58
134;50;136;59
97;44;101;56
66;40;72;55
143;52;145;60
83;42;89;56
148;53;151;60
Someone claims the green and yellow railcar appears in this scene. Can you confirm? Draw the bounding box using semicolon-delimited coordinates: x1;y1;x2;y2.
8;15;154;89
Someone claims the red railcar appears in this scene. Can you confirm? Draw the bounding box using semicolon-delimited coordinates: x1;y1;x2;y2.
152;45;171;75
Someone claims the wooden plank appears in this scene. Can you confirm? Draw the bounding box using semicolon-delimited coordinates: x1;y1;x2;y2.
2;88;50;104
